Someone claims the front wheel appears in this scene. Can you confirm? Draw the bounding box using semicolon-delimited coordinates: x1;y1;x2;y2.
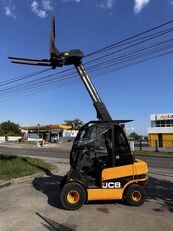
60;182;86;210
125;184;145;206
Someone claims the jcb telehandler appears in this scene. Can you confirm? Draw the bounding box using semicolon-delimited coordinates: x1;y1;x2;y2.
9;16;148;210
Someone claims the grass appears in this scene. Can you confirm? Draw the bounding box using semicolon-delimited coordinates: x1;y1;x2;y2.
134;150;173;157
0;154;56;180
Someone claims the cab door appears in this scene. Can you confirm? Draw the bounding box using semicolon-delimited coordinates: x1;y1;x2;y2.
112;125;133;166
101;125;134;189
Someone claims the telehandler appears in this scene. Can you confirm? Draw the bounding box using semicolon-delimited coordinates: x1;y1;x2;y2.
9;17;148;210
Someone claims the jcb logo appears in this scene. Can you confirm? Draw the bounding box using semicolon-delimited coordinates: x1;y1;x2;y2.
102;182;121;188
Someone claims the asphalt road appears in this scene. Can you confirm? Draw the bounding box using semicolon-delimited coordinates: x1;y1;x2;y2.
0;145;69;159
0;145;173;175
0;145;173;231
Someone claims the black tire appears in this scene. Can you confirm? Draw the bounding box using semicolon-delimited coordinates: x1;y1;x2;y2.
60;182;86;210
125;184;145;206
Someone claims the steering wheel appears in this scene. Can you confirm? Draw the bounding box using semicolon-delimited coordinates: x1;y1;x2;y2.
89;148;107;168
87;147;97;159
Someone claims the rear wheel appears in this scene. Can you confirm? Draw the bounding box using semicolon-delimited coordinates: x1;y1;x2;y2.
60;182;86;210
125;184;145;206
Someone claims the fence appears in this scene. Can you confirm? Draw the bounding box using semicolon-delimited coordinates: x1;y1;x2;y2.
0;136;21;142
133;140;173;152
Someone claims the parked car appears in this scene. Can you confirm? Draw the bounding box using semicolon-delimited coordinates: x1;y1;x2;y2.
19;136;28;142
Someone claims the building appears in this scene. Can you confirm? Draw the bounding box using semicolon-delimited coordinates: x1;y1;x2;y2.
21;124;78;143
148;113;173;148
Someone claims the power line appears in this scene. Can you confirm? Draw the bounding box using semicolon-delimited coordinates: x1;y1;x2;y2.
85;19;173;57
3;35;173;96
0;68;74;93
1;44;172;100
84;27;173;65
0;78;78;102
87;38;173;71
2;19;173;89
1;38;173;99
2;19;173;100
0;68;51;87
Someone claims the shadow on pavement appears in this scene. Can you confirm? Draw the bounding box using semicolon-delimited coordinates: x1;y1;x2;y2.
146;176;173;213
32;171;173;213
32;173;120;210
36;212;77;231
33;173;63;209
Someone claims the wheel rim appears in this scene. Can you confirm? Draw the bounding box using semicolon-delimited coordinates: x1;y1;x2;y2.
132;191;142;202
67;190;80;204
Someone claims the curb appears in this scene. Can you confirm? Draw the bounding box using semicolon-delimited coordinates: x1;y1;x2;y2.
0;168;59;189
0;143;72;150
134;153;173;158
0;172;43;189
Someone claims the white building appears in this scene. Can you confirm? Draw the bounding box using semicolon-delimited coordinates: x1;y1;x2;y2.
148;113;173;148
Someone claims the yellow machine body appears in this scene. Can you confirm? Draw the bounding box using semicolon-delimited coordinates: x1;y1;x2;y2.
77;159;148;201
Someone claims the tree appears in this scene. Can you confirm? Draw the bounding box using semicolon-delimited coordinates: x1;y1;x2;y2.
64;119;84;130
0;126;4;136
0;120;22;136
129;132;141;141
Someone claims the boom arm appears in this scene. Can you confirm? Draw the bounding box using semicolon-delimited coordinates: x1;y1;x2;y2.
75;63;112;121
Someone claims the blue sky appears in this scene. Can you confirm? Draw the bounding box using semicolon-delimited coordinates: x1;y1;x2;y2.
0;0;173;135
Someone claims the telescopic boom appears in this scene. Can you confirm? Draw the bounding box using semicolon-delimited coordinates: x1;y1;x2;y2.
75;63;112;121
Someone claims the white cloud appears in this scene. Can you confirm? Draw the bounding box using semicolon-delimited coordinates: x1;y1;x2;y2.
42;0;53;10
134;0;150;14
62;0;114;9
31;0;53;18
31;1;46;18
97;0;115;9
169;0;173;6
1;0;16;18
62;0;81;2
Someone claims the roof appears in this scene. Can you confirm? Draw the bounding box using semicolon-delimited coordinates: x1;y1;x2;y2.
21;124;72;130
